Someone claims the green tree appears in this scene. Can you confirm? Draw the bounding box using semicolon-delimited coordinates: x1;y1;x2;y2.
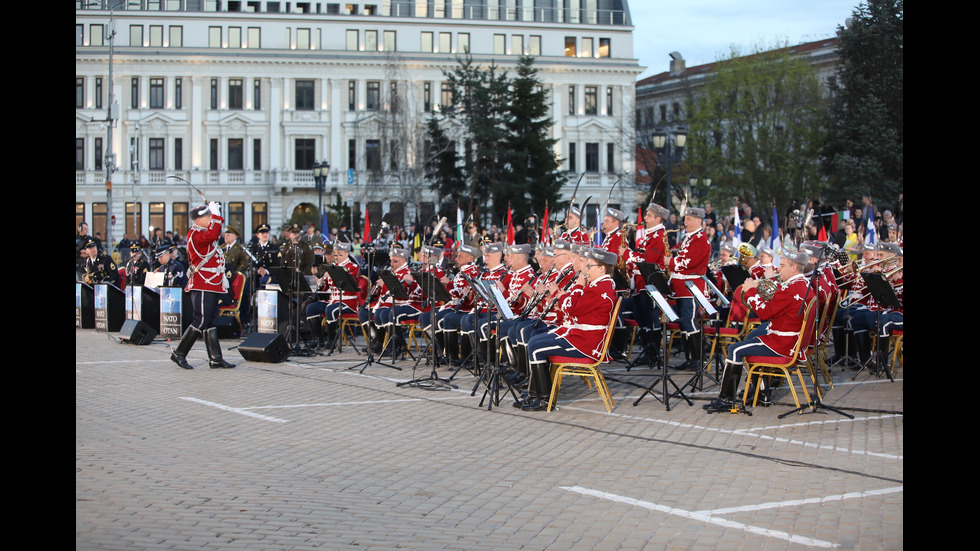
821;0;903;203
686;42;828;215
500;56;566;223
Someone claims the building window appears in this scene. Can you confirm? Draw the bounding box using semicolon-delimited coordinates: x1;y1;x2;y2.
226;26;240;48
423;82;432;112
247;27;260;48
228;139;244;170
93;203;108;242
528;35;541;56
366;81;380;110
493;34;505;55
421;31;433;52
170;26;183;47
599;38;610;57
209;26;221;48
149;25;163;47
149;138;165;170
76;77;84;108
125;203;143;238
512;35;523;55
76;138;85;170
348;139;357;170
365;30;378;51
296;80;315;110
585;143;599;172
584;86;597;115
131;77;140;108
660;104;667;122
568;85;575;115
210;139;219;170
130;25;143;47
228;203;244;235
211;79;218;109
582;37;593;58
295;139;315;170
568;142;576;172
229;79;243;109
253;80;261;109
365;139;381;171
90;24;104;46
389;139;399;170
440;82;453;109
95;138;103;171
253;139;262;170
77;24;84;46
174;138;182;170
348;81;356;111
346;29;358;50
564;37;576;57
150;78;164;109
607;143;615;173
439;32;451;53
296;28;310;49
172;202;188;238
606;87;613;116
251;203;268;235
174;78;182;109
95;77;103;109
458;33;469;54
383;30;396;51
148;203;165;235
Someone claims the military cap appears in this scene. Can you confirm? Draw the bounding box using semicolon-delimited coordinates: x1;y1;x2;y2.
586;248;618;266
646;202;669;219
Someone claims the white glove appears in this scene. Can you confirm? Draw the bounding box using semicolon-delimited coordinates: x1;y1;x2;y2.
208;201;221;216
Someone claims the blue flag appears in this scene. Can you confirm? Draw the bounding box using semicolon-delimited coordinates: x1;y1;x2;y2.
321;207;330;244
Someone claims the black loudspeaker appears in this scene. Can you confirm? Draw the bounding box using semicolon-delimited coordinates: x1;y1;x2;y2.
214;316;241;339
238;332;289;363
119;319;157;345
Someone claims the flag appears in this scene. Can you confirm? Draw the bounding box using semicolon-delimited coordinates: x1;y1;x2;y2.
594;204;602;246
818;224;827;242
542;202;550;246
636;205;645;243
732;202;742;246
769;203;782;265
321;207;330;244
506;205;514;245
865;222;876;245
456;203;464;248
363;207;372;243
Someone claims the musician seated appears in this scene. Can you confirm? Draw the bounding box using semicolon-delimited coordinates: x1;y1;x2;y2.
705;249;811;412
518;248;618;411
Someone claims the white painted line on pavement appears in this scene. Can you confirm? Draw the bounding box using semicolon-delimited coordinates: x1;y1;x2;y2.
180;397;289;423
244;395;474;410
695;486;903;516
561;485;840;548
560;406;903;460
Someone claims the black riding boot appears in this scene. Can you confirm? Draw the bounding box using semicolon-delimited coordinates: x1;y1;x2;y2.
705;360;742;411
171;326;200;369
205;327;235;368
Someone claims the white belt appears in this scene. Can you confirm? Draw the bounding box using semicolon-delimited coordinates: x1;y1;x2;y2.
575;324;607;331
767;329;798;337
670;274;700;280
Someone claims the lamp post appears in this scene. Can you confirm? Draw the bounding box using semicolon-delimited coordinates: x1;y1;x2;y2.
651;126;687;213
313;159;329;225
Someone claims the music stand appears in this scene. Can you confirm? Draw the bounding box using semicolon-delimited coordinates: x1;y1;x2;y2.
721;265;750;293
398;270;456;390
269;266;315;356
625;263;668;369
850;271;900;383
615;267;692;410
346;263;401;375
322;264;362;355
445;272;487;382
672;280;719;396
378;269;414;364
474;281;522;410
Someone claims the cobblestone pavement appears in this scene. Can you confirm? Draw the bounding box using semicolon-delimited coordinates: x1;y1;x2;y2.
76;329;903;550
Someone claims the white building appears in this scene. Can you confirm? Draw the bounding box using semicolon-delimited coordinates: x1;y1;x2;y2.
76;0;642;245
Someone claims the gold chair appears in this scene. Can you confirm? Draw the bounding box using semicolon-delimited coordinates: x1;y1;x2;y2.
742;297;818;408
547;297;623;413
218;272;246;329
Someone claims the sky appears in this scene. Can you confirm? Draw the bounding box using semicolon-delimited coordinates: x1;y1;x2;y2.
629;0;863;80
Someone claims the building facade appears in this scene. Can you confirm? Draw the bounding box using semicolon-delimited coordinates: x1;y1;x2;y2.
76;0;642;246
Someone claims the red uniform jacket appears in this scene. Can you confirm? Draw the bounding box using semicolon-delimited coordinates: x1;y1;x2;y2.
743;273;809;357
553;275;617;361
669;228;710;298
186;215;228;294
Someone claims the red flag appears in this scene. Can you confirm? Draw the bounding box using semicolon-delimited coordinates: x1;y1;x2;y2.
363;207;372;243
831;212;840;235
542;204;550;245
818;224;827;242
506;207;514;245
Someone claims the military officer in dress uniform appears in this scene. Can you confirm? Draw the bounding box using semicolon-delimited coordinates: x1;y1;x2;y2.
559;204;592;246
82;238;119;286
170;203;235;370
280;224;315;277
628;202;671;362
305;241;361;349
250;224;280;287
219;226;253;318
154;244;186;288
600;207;627;256
124;242;151;287
668;206;711;370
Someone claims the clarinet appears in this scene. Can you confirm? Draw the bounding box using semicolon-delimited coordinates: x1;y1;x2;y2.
532;266;578;327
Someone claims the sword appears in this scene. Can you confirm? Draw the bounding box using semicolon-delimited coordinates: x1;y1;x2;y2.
167;175;208;204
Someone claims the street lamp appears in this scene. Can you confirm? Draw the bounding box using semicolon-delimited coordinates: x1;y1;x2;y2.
312;159;330;223
651;126;687;213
